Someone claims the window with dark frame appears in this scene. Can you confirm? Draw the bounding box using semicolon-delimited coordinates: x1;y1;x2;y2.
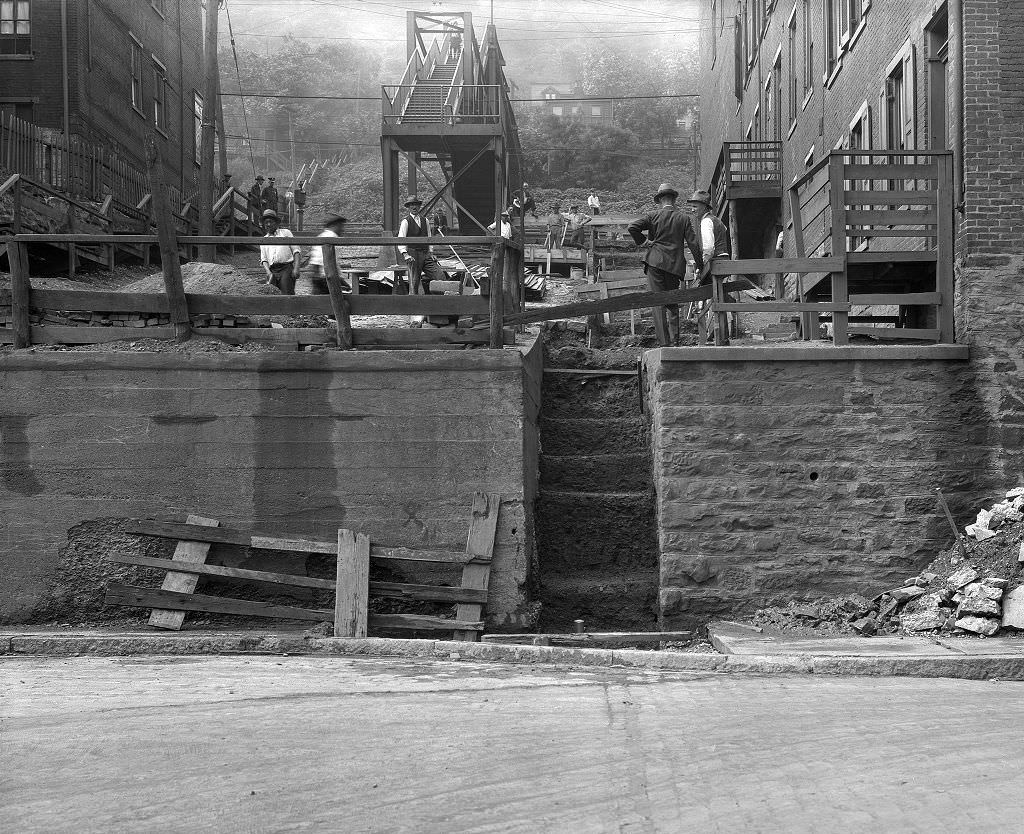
0;0;31;56
130;39;143;112
802;0;813;98
788;9;798;126
153;61;167;131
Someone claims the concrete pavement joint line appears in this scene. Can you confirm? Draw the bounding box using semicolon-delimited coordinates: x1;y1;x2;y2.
4;634;1024;679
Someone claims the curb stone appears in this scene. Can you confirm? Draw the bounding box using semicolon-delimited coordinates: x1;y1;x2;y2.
2;633;1024;680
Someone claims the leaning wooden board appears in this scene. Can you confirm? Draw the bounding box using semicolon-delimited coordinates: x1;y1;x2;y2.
148;514;219;630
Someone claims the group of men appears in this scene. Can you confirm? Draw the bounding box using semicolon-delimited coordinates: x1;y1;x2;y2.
247;176;280;224
627;183;730;347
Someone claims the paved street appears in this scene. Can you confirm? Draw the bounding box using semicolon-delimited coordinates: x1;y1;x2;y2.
2;656;1023;833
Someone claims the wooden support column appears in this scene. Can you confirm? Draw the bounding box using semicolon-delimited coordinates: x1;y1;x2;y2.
489;241;505;349
322;240;353;350
936;153;955;342
379;137;400;268
9;241;31;349
146;136;191;342
407;151;418;198
334;528;370;638
828;155;849;346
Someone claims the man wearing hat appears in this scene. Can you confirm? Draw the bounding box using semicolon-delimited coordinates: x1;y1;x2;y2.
565;204;592;248
259;209;300;295
248;176;265;227
627;183;704;346
397;195;446;295
261;177;280;217
687;189;731;278
300;210;349;295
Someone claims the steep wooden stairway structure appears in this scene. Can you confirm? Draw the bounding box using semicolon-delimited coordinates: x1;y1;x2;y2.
380;11;522;238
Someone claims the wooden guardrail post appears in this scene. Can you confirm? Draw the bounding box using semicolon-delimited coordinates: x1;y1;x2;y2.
9;241;31;349
936;152;955;343
322;241;353;350
334;529;370;638
489;241;505;349
828;154;849;346
145;136;191;342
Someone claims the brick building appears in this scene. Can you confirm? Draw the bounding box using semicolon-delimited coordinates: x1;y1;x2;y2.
0;0;208;196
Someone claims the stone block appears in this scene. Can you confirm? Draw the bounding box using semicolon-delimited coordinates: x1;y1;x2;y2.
947;566;980;589
1001;587;1024;630
954;616;1000;637
957;593;1001;618
901;609;946;631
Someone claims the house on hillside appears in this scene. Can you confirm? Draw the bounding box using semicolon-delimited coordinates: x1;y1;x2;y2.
527;82;615;124
0;0;208;199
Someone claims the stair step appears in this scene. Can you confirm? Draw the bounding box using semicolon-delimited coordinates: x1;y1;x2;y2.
537;573;658;631
540;417;645;455
541;453;651;492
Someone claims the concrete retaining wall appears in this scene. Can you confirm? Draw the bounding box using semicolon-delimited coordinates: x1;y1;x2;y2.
642;344;1002;628
0;339;542;626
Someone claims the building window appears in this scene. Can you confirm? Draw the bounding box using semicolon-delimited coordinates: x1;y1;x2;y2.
801;0;813;99
193;92;203;164
849;102;871;247
883;41;915;151
152;60;167;131
130;39;144;112
591;105;602;117
0;0;30;55
771;52;782;141
788;8;798;126
823;0;841;79
0;99;33;122
551;105;563;116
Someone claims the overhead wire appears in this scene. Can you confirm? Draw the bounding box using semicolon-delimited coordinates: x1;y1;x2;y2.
223;0;258;180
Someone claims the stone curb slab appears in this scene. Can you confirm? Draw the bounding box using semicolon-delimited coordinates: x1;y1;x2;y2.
2;633;1024;680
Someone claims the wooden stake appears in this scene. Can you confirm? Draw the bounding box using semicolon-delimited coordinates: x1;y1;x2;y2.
453;492;501;642
322;240;353;350
145;135;191;342
334;528;370;638
9;241;31;349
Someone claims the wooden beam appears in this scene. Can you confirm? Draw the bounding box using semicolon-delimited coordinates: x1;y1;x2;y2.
322;240;353;350
9;242;31;349
370;614;483;632
145;136;190;342
710;257;843;275
847;326;941;341
106;583;331;622
849;292;942;306
147;514;220;630
481;631;693;647
454;492;501;642
334;528;370;638
111;553;337;591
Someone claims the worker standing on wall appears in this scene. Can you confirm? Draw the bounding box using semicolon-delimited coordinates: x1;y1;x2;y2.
259;209;300;295
686;189;731;342
627;183;703;347
397;195;446;296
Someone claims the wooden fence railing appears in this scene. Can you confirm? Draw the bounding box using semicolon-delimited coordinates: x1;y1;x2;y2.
1;233;514;350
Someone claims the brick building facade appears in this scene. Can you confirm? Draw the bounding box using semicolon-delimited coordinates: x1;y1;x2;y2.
0;0;207;195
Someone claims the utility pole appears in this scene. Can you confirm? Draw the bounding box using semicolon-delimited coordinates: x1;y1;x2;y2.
198;0;220;263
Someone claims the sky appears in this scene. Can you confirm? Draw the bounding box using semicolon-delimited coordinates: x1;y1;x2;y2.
221;0;702;80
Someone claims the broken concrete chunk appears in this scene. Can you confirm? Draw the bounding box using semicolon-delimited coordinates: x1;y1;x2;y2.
791;606;820;619
947;566;980;589
1001;587;1024;630
955;616;1001;636
981;577;1008;591
965;524;998;541
877;598;899;621
1019;542;1024;564
956;593;1001;618
851;616;877;635
918;590;953;608
902;609;946;631
920;572;937;585
965;582;1004;601
887;586;928;603
1006;487;1024;499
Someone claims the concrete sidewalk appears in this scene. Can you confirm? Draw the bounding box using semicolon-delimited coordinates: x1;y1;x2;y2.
3;628;1024;680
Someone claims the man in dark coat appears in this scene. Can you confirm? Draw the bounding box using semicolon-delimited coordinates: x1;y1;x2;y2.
248;176;265;226
627;182;704;346
260;177;280;216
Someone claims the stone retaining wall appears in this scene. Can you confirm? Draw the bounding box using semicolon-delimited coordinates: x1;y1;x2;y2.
642;344;1000;628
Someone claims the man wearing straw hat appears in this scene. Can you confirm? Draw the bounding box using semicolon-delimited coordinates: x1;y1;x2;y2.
686;188;731;342
627;182;704;346
259;208;300;295
397;194;446;295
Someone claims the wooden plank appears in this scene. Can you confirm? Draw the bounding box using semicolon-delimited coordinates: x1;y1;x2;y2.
711;302;852;312
124;520;475;563
847;326;941;341
454;492;501;642
845;209;937;225
197;326;498;347
9;242;31;348
147;514;220;630
370;581;488;604
6;233;502;246
107;582;330;622
503;280;753;327
843;190;938;205
853;228;937;238
790;184;806;257
481;631;693;647
710;257;843;275
847;250;937;263
370;614;483;632
21;194;69;222
829;158;849;346
844;163;938;179
111;554;337;590
490;241;505;349
334;529;370;638
322;239;353;350
849;292;942;306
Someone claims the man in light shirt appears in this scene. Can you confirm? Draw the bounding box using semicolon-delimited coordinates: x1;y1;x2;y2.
587;191;601;216
397;195;446;295
686;189;730;282
259;209;300;295
301;211;348;294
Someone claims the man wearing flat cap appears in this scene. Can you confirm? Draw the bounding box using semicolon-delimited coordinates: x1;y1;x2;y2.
627;183;704;346
397;195;446;295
